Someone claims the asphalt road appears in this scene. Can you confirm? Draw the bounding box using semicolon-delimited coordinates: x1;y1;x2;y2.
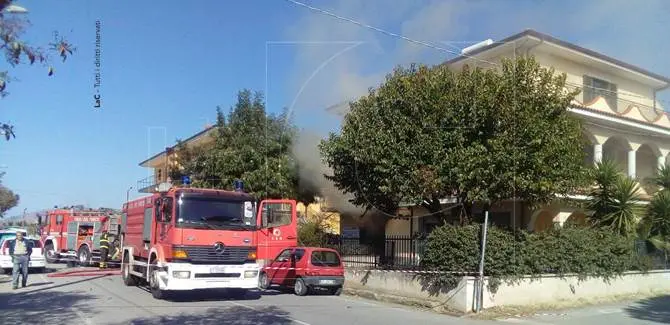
2;265;669;325
0;264;494;325
498;297;670;325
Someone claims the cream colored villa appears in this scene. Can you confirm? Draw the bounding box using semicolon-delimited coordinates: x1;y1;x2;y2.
135;29;670;239
385;29;670;236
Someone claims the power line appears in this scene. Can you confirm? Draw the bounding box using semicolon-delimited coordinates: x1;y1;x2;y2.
283;0;670;108
282;0;495;65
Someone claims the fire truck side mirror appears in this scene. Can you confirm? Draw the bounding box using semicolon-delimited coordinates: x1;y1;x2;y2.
162;198;173;222
37;215;42;225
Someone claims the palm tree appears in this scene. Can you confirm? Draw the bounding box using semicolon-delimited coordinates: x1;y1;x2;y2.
588;159;644;237
638;185;670;263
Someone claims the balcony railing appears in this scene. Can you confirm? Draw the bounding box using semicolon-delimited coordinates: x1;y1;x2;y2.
137;175;158;193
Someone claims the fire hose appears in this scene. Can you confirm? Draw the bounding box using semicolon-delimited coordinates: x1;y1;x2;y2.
46;267;121;278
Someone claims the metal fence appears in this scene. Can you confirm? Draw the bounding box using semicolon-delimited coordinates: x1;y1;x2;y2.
635;239;670;270
329;236;670;272
330;235;428;269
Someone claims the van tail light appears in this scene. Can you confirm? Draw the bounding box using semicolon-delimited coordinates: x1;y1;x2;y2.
305;271;319;276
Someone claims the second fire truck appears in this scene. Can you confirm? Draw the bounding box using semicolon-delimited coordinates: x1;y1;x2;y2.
40;207;123;266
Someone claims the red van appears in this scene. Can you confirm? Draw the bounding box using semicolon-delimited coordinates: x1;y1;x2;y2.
259;247;344;296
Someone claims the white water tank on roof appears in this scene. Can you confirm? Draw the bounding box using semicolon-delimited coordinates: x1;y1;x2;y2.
461;39;494;55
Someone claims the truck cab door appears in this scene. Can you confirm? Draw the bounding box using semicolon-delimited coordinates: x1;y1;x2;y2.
256;200;297;265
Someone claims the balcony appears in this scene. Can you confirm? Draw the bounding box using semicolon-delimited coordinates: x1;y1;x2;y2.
137;175;160;194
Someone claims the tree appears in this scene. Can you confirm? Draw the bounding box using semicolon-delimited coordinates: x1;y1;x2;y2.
637;165;670;256
319;56;589;222
171;89;316;202
0;172;19;217
1;0;75;141
587;159;644;237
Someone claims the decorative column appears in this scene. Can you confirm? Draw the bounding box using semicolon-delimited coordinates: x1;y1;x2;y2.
628;149;637;178
593;144;603;164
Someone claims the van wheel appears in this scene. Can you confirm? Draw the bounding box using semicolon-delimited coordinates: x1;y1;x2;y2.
77;246;91;266
294;278;308;296
122;256;138;286
44;243;58;263
259;272;270;290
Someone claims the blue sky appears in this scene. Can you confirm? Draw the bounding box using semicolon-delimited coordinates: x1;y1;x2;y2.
2;0;669;216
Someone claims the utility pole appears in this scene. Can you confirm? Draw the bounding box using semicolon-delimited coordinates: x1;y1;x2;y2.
475;207;490;313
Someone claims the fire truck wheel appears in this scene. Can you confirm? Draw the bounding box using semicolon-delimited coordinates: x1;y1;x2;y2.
149;265;168;300
294;278;309;296
122;257;138;286
259;272;270;290
77;246;91;266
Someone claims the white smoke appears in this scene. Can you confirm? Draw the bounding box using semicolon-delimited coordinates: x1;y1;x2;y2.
281;0;670;217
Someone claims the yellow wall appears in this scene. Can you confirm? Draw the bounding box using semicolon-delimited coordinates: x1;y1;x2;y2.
296;201;341;234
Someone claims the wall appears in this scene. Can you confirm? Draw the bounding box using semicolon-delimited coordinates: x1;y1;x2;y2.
344;269;476;313
344;269;670;313
481;271;670;310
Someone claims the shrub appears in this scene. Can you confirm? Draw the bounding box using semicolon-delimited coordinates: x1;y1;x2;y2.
421;223;641;292
297;220;329;247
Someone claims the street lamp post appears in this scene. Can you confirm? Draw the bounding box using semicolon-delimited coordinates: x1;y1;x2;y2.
126;186;133;205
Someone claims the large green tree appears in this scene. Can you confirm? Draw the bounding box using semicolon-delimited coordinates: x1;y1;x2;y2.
171;89;315;202
0;172;19;217
1;0;74;140
319;56;589;222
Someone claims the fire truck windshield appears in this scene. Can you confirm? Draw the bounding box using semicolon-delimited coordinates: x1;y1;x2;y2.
176;195;256;231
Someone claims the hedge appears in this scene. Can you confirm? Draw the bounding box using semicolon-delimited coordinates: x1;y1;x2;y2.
420;224;650;292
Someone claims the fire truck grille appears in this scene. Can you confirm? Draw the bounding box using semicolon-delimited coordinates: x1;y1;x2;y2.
177;245;252;264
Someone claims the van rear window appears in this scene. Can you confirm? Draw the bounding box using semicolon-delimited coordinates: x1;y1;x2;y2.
310;250;341;267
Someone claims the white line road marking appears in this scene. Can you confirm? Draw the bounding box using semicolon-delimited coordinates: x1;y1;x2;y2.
72;307;95;325
596;308;624;314
498;318;554;324
228;300;312;325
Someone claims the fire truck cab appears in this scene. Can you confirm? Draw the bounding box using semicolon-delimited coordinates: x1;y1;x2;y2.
120;182;297;299
40;207;122;265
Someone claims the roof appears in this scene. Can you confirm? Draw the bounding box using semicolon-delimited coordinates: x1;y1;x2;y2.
444;29;670;85
138;125;217;167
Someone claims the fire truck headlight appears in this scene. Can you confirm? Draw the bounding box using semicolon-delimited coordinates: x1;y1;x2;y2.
172;271;190;279
247;250;257;260
244;270;258;278
173;250;188;259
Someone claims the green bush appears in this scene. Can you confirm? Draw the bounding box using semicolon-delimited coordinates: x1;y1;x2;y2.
421;223;641;292
297;220;329;247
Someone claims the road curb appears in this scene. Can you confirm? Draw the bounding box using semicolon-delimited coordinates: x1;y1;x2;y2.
343;286;465;317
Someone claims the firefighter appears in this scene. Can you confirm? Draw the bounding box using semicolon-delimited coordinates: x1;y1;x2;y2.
99;230;110;269
110;239;121;262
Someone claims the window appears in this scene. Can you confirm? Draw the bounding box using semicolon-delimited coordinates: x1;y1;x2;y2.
56;215;63;225
275;249;292;262
310;250;341;267
293;248;306;262
583;75;617;110
489;212;513;229
29;239;42;248
262;202;293;228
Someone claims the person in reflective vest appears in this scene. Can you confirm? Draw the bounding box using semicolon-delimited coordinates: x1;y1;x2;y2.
99;231;110;269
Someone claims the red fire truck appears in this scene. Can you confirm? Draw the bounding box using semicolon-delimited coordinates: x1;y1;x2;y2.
40;207;123;265
120;182;298;299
